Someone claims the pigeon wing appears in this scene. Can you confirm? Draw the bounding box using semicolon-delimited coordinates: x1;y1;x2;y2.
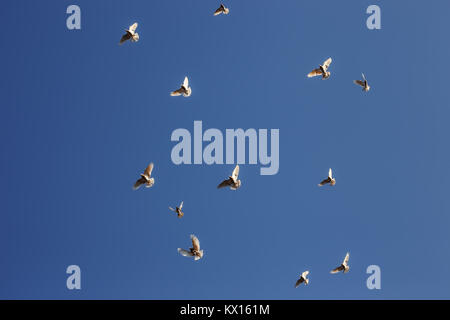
330;265;344;274
178;248;194;257
144;163;154;177
217;179;231;189
133;177;146;190
171;87;184;96
119;33;131;44
183;76;189;89
191;235;200;251
323;57;332;70
295;278;305;288
318;178;330;186
343;252;350;265
232;165;240;180
129;22;138;33
354;80;365;87
308;68;323;78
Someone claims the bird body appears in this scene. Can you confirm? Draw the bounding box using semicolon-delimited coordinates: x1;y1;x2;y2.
217;165;241;190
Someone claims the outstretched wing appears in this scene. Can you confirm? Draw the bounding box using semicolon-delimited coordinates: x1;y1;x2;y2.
343;252;350;265
330;265;344;274
323;57;332;70
318;178;330;186
183;76;189;89
308;68;322;78
191;234;200;251
354;80;365;87
232;165;240;180
129;22;138;33
302;271;309;278
328;168;333;179
179;201;184;209
169;207;176;212
177;248;194;257
119;33;131;44
213;6;223;15
133;177;146;190
144;163;154;177
171;87;184;96
295;277;305;288
217;179;231;189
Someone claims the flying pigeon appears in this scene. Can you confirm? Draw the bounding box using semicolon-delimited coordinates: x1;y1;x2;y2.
214;4;230;16
169;201;184;218
295;271;310;287
217;165;241;190
354;73;370;92
308;58;333;79
170;76;192;97
330;253;350;274
178;234;204;261
133;163;155;190
119;22;139;45
318;168;336;187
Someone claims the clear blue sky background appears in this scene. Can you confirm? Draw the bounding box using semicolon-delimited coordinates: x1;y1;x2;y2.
1;0;449;299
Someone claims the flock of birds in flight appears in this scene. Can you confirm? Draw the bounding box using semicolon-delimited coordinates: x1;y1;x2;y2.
121;3;370;288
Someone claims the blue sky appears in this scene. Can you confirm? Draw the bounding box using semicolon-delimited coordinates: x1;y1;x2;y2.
1;0;450;299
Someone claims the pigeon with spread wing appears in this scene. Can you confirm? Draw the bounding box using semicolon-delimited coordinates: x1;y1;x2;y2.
171;76;192;97
119;22;139;45
133;163;155;190
178;234;204;261
217;165;241;190
308;57;332;79
330;253;350;274
295;271;310;288
354;73;370;92
214;4;230;16
169;201;184;218
318;168;336;187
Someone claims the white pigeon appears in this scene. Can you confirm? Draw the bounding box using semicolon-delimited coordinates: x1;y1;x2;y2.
318;168;336;187
119;22;139;44
171;76;192;97
217;165;241;190
330;253;350;274
178;234;204;261
295;271;310;287
214;4;230;16
354;73;370;92
169;201;184;218
133;163;155;189
308;57;332;79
